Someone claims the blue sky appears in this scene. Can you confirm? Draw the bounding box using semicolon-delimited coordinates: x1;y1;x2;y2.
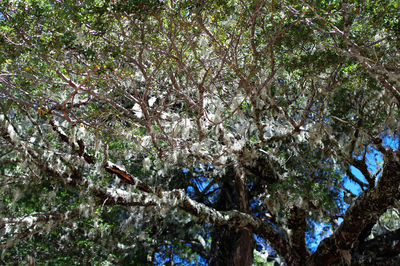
345;134;399;195
308;134;399;251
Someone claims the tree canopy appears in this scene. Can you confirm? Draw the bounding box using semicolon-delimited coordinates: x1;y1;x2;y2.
0;0;399;265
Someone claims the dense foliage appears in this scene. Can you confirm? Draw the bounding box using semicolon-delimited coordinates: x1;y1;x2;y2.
0;0;399;265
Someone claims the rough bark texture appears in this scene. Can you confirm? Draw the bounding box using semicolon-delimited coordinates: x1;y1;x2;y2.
210;225;256;266
233;166;256;266
209;175;255;266
288;206;309;263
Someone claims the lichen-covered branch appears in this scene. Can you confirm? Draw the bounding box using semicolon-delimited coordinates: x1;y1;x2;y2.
91;183;298;264
0;209;80;248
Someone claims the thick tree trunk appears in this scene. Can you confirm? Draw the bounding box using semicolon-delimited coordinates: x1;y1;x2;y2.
209;225;254;266
209;174;255;266
234;230;255;266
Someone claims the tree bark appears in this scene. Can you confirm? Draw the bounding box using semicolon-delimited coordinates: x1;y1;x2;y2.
352;228;400;265
209;225;254;266
209;172;255;266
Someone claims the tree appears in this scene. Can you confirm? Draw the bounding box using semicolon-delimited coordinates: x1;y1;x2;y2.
0;0;399;265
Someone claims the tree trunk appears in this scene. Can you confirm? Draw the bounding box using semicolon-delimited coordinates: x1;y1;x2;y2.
209;170;255;266
209;225;255;266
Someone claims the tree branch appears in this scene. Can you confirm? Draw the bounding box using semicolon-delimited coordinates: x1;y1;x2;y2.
352;228;400;265
288;206;309;262
91;184;299;264
309;151;400;265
